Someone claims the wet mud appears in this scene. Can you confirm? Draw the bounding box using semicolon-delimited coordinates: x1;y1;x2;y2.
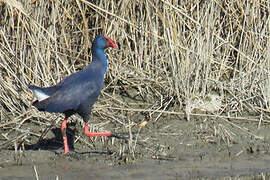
1;115;270;179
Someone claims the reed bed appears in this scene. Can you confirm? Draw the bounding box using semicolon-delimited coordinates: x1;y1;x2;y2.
0;0;270;158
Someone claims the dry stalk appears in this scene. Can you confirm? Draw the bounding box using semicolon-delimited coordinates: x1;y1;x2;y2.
0;0;269;154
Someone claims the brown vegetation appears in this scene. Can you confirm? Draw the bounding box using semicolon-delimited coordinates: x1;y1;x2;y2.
0;0;270;160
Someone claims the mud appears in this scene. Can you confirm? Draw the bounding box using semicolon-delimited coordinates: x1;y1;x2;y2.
1;114;270;179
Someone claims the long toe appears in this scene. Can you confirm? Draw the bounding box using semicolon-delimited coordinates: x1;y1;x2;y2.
85;131;112;137
84;123;112;137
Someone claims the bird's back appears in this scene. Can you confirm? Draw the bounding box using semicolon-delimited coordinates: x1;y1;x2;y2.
30;59;106;114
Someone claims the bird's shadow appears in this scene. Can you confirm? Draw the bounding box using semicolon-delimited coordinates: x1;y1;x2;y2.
12;122;115;156
3;122;131;156
23;126;75;153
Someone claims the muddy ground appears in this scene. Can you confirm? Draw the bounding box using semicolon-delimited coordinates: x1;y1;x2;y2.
1;113;270;180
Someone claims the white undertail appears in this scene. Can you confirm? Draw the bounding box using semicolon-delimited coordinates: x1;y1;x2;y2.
33;89;50;101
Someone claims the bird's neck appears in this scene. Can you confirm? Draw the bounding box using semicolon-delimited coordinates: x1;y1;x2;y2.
92;48;108;74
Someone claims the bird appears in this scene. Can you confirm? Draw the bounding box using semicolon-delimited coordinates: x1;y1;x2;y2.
28;35;119;154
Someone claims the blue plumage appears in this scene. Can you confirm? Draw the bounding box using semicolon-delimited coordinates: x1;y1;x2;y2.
29;35;118;123
29;35;118;154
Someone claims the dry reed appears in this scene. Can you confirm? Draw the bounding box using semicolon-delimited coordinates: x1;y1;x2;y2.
0;0;269;157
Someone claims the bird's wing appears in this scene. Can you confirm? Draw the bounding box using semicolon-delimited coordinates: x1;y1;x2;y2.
31;60;104;113
33;76;101;113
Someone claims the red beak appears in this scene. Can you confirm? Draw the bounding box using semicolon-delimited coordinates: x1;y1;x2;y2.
105;36;119;49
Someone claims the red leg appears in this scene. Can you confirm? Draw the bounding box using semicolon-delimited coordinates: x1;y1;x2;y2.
61;118;69;154
84;123;112;137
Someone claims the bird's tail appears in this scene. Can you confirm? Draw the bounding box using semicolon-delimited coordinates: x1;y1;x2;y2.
28;85;50;101
28;85;50;111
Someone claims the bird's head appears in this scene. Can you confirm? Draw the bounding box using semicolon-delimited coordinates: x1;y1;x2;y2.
93;35;119;50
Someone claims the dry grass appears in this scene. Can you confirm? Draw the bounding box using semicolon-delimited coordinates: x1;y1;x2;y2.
0;0;270;158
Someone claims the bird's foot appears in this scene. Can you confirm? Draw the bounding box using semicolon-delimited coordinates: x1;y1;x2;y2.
55;151;80;160
84;123;112;137
62;150;69;155
85;131;112;137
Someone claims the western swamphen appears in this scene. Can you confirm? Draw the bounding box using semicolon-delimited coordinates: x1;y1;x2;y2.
28;35;119;154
